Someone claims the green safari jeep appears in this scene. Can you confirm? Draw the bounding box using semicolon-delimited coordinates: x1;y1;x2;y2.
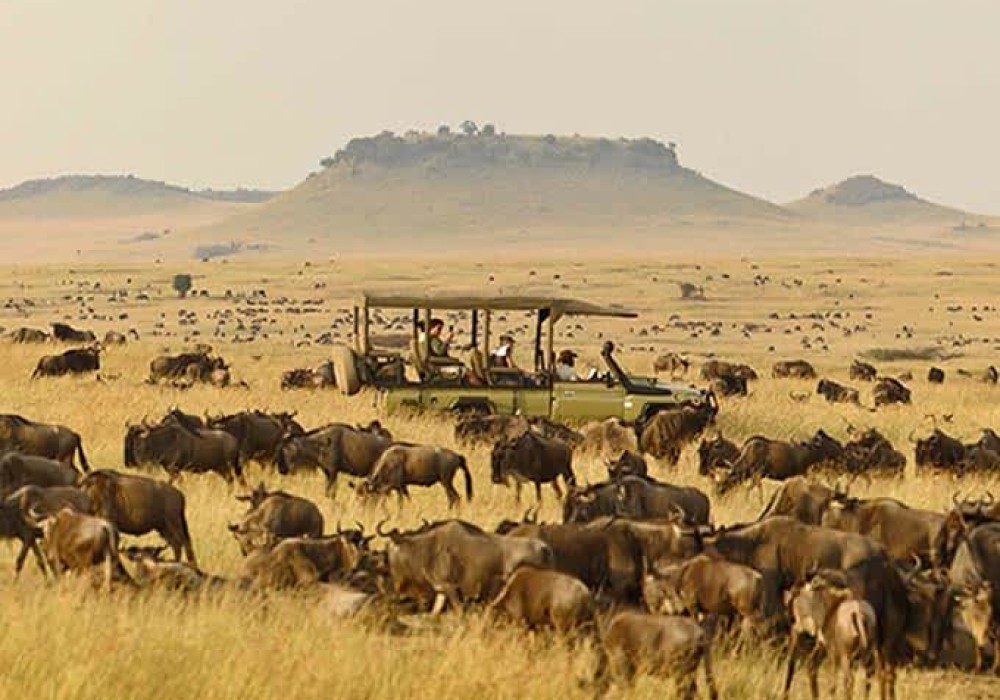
330;292;715;423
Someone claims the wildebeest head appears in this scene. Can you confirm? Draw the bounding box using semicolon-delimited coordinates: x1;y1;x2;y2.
357;420;392;441
236;482;271;510
806;429;844;464
913;428;965;468
697;433;739;475
606;450;648;480
562;483;613;523
489;436;521;485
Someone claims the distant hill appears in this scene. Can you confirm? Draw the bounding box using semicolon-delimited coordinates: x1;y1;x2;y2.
786;175;971;224
0;175;275;217
203;130;790;252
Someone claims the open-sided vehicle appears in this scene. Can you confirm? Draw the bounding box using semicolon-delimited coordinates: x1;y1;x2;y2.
330;293;715;422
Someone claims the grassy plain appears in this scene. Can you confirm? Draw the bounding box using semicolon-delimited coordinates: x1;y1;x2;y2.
0;254;998;699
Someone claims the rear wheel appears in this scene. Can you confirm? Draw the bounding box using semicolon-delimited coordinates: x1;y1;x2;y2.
331;346;362;396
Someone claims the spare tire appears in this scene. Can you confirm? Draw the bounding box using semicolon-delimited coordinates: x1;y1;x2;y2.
331;345;362;396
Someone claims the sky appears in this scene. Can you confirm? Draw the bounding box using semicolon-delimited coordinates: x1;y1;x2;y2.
3;0;999;212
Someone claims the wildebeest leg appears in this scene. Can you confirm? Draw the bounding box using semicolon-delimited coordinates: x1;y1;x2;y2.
514;480;522;505
535;481;543;503
675;676;696;700
15;538;47;577
781;637;798;700
324;469;339;499
806;651;821;700
442;479;460;509
551;480;563;499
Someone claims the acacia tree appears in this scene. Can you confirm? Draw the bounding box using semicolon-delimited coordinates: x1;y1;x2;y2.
172;273;193;298
460;120;478;136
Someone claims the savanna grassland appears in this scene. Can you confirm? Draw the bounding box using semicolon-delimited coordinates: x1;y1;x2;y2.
0;253;999;700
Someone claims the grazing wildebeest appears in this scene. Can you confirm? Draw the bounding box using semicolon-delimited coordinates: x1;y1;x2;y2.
816;378;860;404
80;470;197;564
756;477;838;525
0;492;48;574
275;422;392;496
123;420;243;486
228;483;324;555
6;485;90;519
359;444;472;509
697;433;740;476
0;414;89;470
873;377;911;407
148;351;228;384
31;346;101;378
490;431;575;503
638;402;717;464
850;360;878;382
51;322;96;343
772;359;817;379
643;554;766;635
713;431;844;494
700;359;758;382
595;611;719;700
281;360;335;389
710;373;748;397
102;331;127;346
454;414;530;447
32;508;131;590
122;546;226;593
206;410;303;468
0;453;79;497
927;367;945;384
377;519;552;612
784;576;881;700
653;352;690;377
615;476;711;526
488;567;594;633
913;428;966;472
843;428;906;477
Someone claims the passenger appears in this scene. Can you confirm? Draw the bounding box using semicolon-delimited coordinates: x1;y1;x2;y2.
490;334;517;369
556;349;599;381
419;318;453;359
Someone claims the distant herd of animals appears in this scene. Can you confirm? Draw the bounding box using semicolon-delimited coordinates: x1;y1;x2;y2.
3;321;1000;697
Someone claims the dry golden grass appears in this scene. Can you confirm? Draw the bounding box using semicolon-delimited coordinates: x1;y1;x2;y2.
0;254;998;699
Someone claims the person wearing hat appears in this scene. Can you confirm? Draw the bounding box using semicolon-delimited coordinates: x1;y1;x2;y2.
556;349;581;381
490;334;517;369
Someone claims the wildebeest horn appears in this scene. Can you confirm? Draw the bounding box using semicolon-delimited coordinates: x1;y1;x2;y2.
375;518;399;540
907;429;919;444
789;390;810;403
952;491;961;508
336;520;343;535
985;491;995;506
355;520;365;535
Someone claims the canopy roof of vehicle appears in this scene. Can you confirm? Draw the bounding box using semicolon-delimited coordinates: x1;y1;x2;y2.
360;292;637;318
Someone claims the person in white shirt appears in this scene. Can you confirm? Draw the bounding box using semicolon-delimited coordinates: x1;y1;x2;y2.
555;349;581;381
491;334;516;369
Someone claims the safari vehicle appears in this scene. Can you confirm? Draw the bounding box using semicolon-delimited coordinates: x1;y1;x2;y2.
330;293;715;422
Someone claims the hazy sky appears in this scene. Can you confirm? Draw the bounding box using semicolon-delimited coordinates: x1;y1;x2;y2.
3;1;999;211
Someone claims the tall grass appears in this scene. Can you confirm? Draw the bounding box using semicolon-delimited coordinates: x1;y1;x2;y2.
0;256;998;698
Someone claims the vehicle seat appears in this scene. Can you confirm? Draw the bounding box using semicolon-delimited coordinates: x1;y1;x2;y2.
467;349;489;386
409;338;432;380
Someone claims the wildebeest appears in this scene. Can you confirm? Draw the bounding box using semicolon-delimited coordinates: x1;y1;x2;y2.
850;360;878;382
240;534;366;590
784;576;881;700
595;611;719;700
0;414;89;470
206;410;303;468
0;492;48;574
51;322;96;343
122;546;226;593
79;470;197;564
454;414;530;447
490;431;575;503
606;450;648;479
280;360;334;390
700;359;758;382
772;359;817;379
124;419;243;485
31;346;101;378
0;453;80;497
643;553;766;634
697;433;740;476
359;444;472;509
228;483;324;555
816;378;860;404
913;428;966;472
9;327;50;343
615;476;711;525
757;477;838;525
710;373;748;397
33;508;131;590
148;350;229;385
275;422;393;496
637;403;717;464
843;428;906;477
713;431;844;494
578;417;638;460
873;377;911;407
6;484;91;520
653;352;690;377
102;330;127;346
377;519;552;612
488;567;594;633
927;367;945;384
821;495;955;568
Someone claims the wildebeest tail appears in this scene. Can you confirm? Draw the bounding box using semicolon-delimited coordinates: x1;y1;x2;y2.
564;463;578;488
458;456;473;501
75;434;90;472
850;609;869;651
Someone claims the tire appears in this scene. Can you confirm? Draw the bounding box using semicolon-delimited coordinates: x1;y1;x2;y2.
331;345;362;396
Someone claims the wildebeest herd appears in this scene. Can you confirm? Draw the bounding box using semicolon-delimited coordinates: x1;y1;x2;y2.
1;354;1000;700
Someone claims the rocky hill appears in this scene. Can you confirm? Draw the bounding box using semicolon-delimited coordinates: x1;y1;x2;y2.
787;175;969;223
203;129;789;252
